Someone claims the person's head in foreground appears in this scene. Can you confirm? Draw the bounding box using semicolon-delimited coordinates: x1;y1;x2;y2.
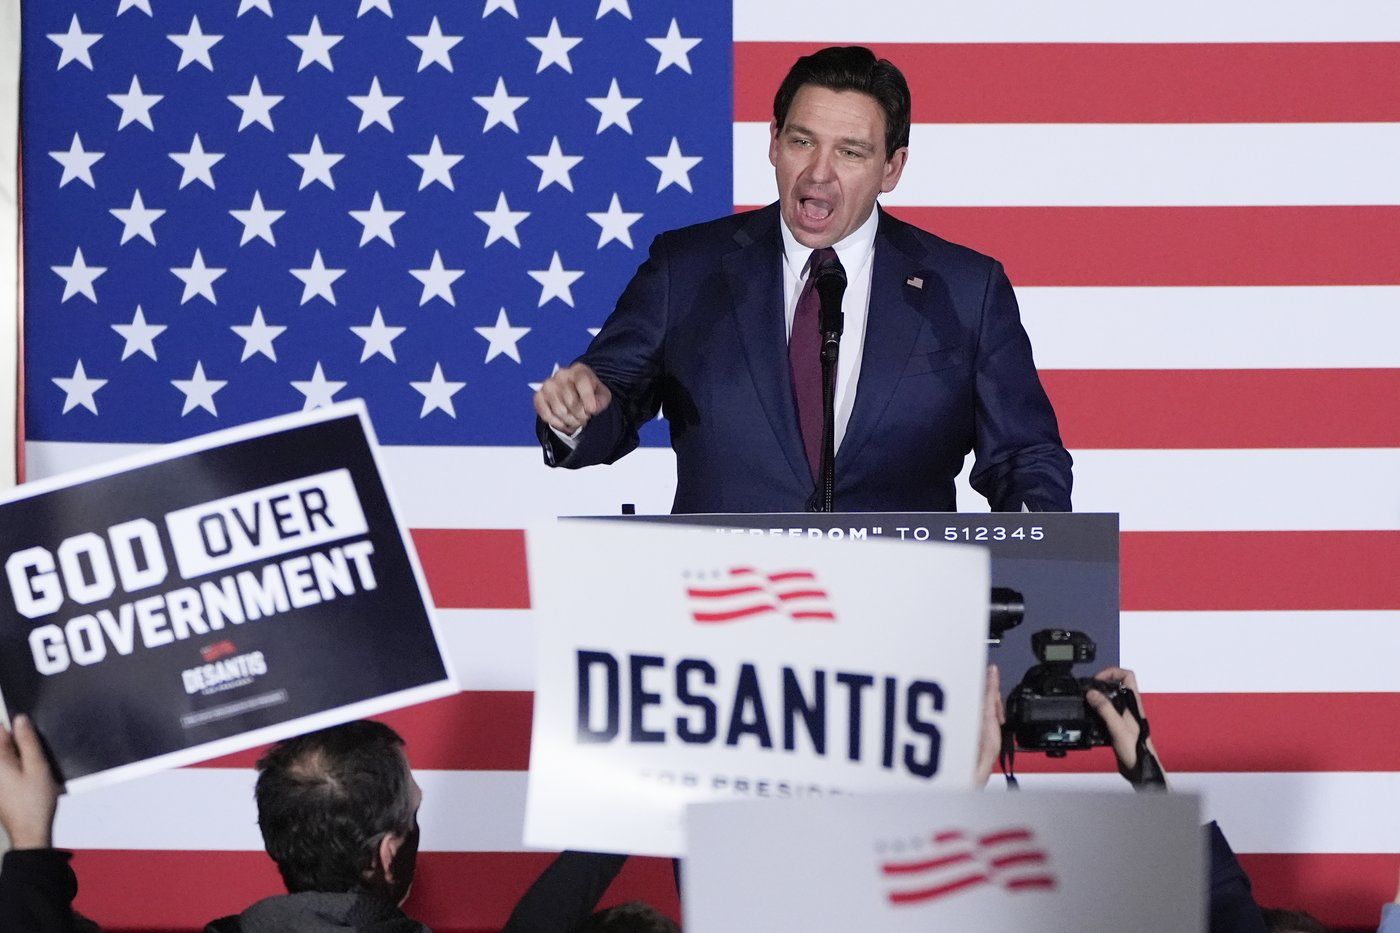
255;720;423;907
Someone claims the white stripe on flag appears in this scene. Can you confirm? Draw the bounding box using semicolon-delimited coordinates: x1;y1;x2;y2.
735;123;1400;207
1018;287;1400;370
24;442;1400;533
441;609;536;692
51;767;1400;855
1121;611;1400;693
1048;449;1400;532
992;772;1400;855
53;768;528;853
439;609;1400;695
0;0;19;491
734;0;1400;43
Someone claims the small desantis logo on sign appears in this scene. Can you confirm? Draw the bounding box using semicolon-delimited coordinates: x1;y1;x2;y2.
200;639;238;663
684;567;835;624
879;827;1056;906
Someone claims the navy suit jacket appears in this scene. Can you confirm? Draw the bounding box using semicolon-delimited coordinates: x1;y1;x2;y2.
542;203;1072;513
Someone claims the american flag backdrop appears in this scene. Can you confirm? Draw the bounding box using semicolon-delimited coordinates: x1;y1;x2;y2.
10;1;1400;931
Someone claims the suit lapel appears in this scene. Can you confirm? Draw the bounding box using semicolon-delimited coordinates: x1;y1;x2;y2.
837;209;929;473
723;206;813;487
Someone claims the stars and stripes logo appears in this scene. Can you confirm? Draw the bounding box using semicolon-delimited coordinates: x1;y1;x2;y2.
684;567;836;624
879;827;1056;906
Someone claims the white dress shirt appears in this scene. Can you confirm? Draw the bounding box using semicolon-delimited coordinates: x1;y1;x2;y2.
778;205;879;453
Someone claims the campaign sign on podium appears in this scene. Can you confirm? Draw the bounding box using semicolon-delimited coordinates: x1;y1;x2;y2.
594;512;1120;697
684;790;1205;933
524;521;990;856
0;403;456;792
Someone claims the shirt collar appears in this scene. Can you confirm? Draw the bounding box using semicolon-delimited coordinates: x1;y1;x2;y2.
779;202;880;279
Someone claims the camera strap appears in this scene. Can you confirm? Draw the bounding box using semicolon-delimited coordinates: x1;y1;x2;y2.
998;723;1021;790
1118;691;1168;790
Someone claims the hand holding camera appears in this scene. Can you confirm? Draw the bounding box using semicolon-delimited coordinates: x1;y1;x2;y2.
1000;629;1167;789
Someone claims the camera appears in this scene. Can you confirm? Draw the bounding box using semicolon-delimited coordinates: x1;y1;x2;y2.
1004;629;1130;757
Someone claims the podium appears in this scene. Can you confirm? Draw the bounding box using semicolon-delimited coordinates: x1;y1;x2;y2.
579;512;1120;692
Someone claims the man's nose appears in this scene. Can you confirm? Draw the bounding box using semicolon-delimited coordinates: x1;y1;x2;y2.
807;146;837;183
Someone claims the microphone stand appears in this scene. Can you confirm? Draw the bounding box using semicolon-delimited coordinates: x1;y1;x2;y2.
809;266;847;512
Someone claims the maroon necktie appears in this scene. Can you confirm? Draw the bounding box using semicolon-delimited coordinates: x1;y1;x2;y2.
789;247;839;478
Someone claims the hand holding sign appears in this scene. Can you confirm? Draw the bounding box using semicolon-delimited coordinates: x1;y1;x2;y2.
0;716;60;850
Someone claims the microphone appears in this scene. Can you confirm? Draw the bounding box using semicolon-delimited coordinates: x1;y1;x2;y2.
805;251;847;513
813;256;847;363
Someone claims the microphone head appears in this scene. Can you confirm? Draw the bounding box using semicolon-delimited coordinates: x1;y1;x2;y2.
813;252;846;337
813;253;847;288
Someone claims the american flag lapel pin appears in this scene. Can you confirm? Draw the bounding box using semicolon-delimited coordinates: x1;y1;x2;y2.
906;275;924;289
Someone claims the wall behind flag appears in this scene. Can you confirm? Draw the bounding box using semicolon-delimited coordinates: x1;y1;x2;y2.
1;0;18;490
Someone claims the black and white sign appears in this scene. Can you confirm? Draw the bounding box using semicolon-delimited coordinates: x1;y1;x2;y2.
0;403;456;791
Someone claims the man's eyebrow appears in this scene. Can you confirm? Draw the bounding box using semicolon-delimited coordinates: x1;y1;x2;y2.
782;122;876;153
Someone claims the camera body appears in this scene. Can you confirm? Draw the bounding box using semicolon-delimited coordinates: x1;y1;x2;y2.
1004;629;1129;757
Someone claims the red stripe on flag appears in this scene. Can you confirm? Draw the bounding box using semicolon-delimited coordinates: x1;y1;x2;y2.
736;43;1400;123
888;872;990;904
990;852;1048;869
68;850;1390;932
1003;876;1057;891
415;529;1399;612
1008;693;1400;774
1122;532;1400;612
979;829;1034;847
778;589;829;601
191;691;536;771
693;604;778;623
882;852;974;875
767;571;817;582
1042;370;1400;449
70;850;681;933
1239;853;1398;930
757;207;1400;287
410;528;530;609
687;585;765;598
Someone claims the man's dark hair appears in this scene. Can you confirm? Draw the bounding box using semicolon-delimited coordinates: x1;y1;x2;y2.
772;45;911;158
582;901;680;933
1260;908;1331;933
254;720;416;894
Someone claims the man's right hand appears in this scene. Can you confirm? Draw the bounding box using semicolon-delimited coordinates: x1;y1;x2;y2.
0;715;61;850
533;363;613;436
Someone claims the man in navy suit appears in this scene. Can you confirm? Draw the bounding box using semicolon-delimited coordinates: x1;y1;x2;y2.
534;46;1071;513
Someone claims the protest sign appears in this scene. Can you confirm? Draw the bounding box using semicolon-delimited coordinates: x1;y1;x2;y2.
0;402;456;791
684;790;1205;932
524;521;989;856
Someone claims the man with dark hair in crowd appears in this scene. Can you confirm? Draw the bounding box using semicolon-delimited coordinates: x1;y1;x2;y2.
206;719;425;931
0;717;426;933
585;901;679;933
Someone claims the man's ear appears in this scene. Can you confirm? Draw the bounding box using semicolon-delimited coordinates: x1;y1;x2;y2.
375;831;405;885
